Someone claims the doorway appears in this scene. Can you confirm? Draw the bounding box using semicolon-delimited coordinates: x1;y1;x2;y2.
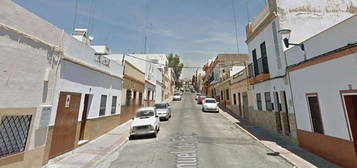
274;92;282;134
79;94;92;141
242;92;249;120
343;94;357;155
49;92;81;158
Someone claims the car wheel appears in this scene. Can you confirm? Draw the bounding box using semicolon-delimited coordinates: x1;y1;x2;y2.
202;108;205;112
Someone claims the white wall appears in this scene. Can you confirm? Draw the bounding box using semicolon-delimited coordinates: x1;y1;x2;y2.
49;35;123;125
0;0;63;108
286;15;357;66
276;0;357;51
289;55;357;140
286;15;357;140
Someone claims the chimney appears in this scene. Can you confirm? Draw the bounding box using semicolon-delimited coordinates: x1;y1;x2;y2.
72;28;92;45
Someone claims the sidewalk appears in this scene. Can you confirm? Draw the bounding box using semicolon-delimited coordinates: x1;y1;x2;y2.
43;120;132;168
218;108;340;168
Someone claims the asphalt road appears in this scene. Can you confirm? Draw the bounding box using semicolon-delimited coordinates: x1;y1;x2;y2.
102;93;292;168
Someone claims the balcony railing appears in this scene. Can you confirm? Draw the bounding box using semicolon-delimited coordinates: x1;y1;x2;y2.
254;56;269;76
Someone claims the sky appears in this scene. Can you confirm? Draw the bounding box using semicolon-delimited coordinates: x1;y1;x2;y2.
13;0;267;78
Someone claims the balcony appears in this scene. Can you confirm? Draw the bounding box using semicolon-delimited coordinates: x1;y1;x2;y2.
249;56;270;84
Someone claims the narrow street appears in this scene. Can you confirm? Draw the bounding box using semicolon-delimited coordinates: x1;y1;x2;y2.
101;93;292;168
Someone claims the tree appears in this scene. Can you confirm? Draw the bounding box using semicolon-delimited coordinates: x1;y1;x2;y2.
166;53;184;84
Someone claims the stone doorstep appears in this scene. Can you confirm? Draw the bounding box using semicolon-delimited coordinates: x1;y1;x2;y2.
218;108;316;168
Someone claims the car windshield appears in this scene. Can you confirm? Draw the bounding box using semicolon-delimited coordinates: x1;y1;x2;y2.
174;93;180;96
205;99;216;103
200;96;206;98
154;104;167;109
136;110;154;118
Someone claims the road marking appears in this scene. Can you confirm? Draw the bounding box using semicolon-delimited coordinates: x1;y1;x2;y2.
170;134;198;168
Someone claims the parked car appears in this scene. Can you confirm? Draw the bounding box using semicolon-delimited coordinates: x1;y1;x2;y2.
155;103;171;120
202;98;219;112
195;93;201;100
197;95;206;104
173;93;182;101
130;107;160;138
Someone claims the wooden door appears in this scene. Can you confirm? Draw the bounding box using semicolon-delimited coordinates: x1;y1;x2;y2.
274;92;282;134
344;95;357;154
242;92;249;119
49;92;81;158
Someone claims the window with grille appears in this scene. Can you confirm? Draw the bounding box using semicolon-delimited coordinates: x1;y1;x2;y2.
111;96;117;115
0;115;32;158
307;94;324;134
265;92;273;111
99;95;107;116
256;93;262;110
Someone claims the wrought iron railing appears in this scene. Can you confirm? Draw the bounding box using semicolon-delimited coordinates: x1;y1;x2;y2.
253;56;269;76
0;115;32;158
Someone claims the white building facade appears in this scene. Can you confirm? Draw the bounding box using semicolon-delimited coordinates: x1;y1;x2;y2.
246;0;357;143
0;1;124;166
286;15;357;168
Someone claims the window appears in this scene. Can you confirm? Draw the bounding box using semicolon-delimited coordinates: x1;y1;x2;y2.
0;115;32;158
139;92;143;105
111;96;117;114
221;91;224;100
307;94;324;134
252;49;258;76
260;42;267;58
256;93;262;110
99;95;107;116
265;92;273;111
125;89;131;106
260;42;269;73
147;90;150;100
233;94;237;105
226;89;229;100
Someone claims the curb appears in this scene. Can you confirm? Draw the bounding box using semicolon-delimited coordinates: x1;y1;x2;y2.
90;137;129;168
217;108;298;168
88;120;132;168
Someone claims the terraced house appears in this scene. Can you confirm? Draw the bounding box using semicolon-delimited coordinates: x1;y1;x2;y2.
0;1;124;167
245;0;357;143
286;15;357;168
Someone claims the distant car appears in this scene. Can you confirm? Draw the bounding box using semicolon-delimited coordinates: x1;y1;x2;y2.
202;98;219;112
195;93;201;100
155;103;171;120
197;96;206;104
130;107;160;138
173;93;182;101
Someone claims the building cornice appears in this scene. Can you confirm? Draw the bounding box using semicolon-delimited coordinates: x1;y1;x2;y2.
245;12;277;44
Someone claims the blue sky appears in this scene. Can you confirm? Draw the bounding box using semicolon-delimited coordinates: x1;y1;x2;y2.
13;0;267;78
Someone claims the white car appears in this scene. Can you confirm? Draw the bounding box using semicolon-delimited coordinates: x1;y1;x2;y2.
155;103;171;120
130;107;160;138
173;93;182;101
202;98;219;112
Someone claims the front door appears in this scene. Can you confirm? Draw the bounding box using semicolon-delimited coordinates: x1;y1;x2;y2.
274;92;282;134
79;94;91;140
242;92;249;119
344;94;357;155
49;92;81;158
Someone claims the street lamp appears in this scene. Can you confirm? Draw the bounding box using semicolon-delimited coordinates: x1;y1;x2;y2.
278;29;305;51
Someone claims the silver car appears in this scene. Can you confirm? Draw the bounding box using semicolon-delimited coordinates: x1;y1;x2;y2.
154;103;171;120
